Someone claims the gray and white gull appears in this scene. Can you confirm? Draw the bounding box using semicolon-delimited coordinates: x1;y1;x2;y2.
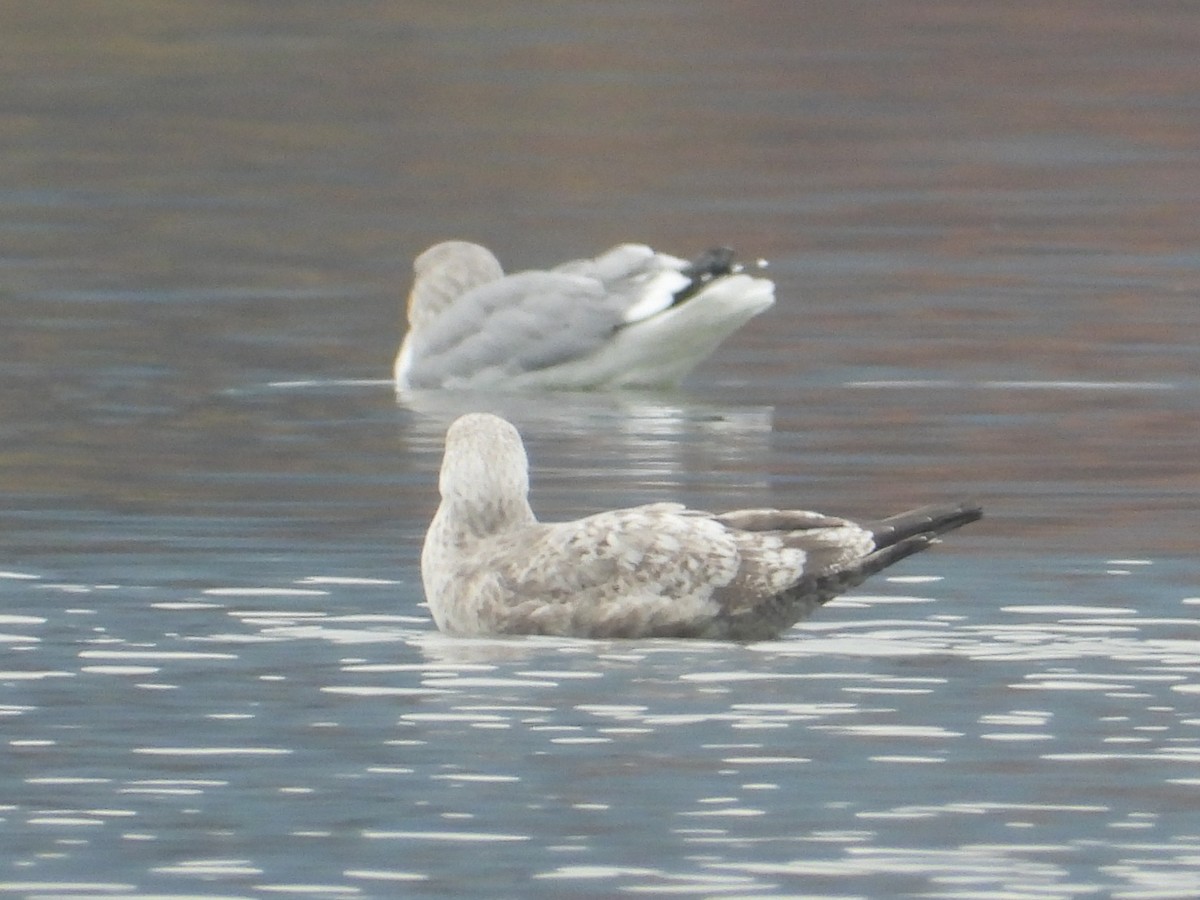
421;413;982;641
395;241;774;390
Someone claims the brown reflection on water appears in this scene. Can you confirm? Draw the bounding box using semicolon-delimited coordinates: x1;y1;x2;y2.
1;2;1197;566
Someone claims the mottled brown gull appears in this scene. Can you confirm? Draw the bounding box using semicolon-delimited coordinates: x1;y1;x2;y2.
394;241;774;390
421;413;982;641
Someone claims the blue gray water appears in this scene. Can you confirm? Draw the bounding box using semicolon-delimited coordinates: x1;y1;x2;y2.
3;3;1199;898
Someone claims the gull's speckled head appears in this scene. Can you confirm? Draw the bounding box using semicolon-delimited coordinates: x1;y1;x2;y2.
406;241;504;328
438;413;531;514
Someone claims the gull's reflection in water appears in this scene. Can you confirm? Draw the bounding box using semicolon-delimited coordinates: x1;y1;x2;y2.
394;387;776;499
408;629;735;669
408;631;594;666
252;379;774;498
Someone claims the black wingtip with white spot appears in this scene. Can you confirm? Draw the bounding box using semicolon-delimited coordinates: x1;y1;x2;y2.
673;246;739;304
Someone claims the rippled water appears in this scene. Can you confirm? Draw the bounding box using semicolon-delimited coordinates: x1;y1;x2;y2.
5;559;1200;897
3;3;1199;898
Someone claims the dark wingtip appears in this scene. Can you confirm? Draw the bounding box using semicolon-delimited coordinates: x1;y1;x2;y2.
839;498;981;587
683;246;737;279
856;533;937;579
673;246;739;304
867;498;982;551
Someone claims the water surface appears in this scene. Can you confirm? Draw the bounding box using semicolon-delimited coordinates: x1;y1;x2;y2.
2;2;1198;897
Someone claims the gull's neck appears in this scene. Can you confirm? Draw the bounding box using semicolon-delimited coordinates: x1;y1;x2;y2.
435;492;537;543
